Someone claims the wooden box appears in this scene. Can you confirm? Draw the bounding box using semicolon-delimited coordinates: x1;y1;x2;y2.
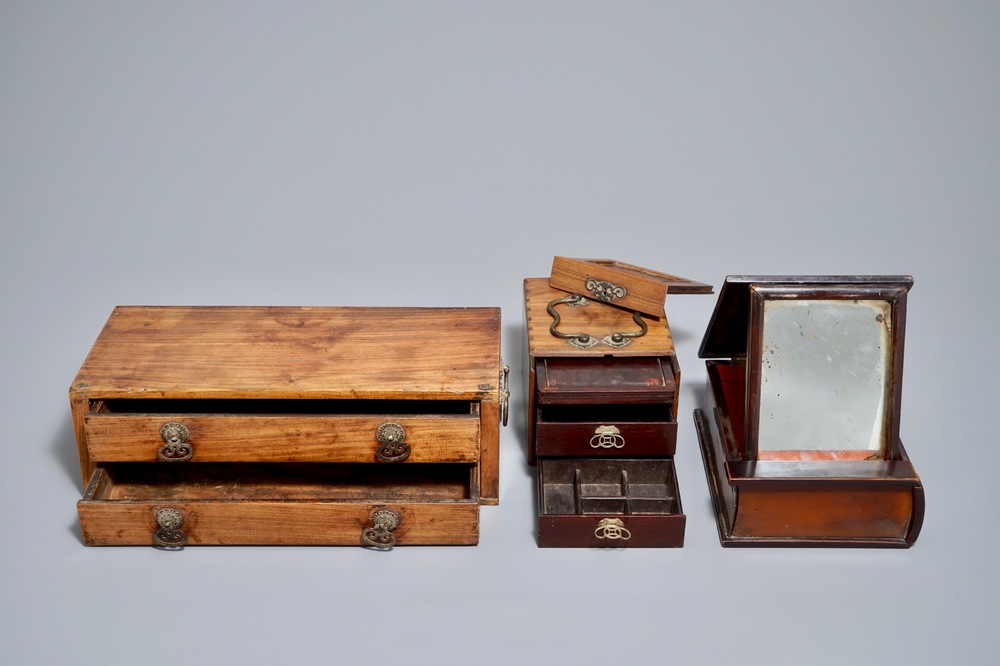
693;276;924;547
525;278;686;547
70;306;506;548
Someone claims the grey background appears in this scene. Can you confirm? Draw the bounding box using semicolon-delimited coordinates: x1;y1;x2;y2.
2;2;997;664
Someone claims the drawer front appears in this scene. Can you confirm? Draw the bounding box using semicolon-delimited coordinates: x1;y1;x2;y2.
535;421;677;457
538;514;686;548
84;414;480;463
79;500;479;546
79;465;480;546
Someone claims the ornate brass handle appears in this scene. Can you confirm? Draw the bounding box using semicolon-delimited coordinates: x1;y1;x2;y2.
158;422;193;462
153;508;188;548
361;509;400;550
375;422;410;462
547;294;648;349
590;425;625;449
594;518;631;541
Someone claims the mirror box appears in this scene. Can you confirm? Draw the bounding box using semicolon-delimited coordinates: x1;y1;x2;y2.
693;276;924;547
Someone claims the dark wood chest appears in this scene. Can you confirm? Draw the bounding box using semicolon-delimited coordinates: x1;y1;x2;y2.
524;276;688;547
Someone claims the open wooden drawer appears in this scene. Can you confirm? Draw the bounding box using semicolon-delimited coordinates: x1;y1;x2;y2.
83;399;481;464
534;357;677;457
79;462;480;547
537;458;685;547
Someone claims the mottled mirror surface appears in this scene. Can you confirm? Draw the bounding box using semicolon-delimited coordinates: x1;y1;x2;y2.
758;299;891;454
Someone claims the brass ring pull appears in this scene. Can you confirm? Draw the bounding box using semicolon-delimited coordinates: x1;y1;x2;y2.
594;518;631;541
547;295;648;350
153;508;188;548
361;509;400;550
158;422;193;462
375;422;410;462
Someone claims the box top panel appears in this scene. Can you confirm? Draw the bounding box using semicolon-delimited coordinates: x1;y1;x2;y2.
72;306;502;400
698;275;913;359
525;279;675;358
549;257;713;318
537;357;676;403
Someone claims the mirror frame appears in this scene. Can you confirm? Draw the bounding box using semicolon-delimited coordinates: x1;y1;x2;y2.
745;282;910;461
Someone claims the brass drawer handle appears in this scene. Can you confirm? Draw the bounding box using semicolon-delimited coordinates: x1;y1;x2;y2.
590;425;625;449
361;509;400;550
153;508;188;548
594;518;631;541
375;422;410;462
158;422;193;462
500;363;510;428
547;294;648;349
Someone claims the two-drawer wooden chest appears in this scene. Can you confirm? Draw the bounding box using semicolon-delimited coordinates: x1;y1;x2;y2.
70;306;506;548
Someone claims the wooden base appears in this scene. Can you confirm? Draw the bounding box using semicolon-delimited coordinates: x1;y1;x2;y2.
694;360;924;547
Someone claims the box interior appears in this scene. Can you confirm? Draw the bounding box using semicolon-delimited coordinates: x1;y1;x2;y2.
86;462;477;502
540;459;679;516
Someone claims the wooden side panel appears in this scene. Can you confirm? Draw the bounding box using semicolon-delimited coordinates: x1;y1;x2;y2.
79;500;479;546
84;414;480;463
479;400;500;504
71;395;92;486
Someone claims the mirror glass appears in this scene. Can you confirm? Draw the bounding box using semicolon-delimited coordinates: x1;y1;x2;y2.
758;299;891;456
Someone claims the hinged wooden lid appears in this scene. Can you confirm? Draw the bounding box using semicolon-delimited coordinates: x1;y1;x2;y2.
525;279;675;358
549;257;712;318
698;275;914;359
71;306;502;400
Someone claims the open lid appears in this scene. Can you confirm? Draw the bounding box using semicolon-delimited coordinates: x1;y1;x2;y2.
698;275;914;359
550;257;712;318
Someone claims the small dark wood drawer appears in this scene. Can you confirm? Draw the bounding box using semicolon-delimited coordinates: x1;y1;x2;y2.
537;458;685;547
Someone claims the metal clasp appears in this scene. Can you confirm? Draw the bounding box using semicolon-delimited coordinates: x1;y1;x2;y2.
590;425;625;449
361;509;401;550
375;422;410;462
594;518;631;541
158;422;193;462
586;278;626;304
499;363;510;427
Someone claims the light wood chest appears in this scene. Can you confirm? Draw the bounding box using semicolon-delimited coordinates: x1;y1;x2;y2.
71;306;505;548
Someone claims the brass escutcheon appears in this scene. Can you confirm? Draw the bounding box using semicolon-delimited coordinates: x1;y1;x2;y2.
158;422;193;462
585;278;626;304
594;518;631;541
361;508;400;551
375;422;410;462
153;507;188;548
590;425;625;449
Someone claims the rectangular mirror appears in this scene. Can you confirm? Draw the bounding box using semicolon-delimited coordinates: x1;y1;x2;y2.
747;284;909;461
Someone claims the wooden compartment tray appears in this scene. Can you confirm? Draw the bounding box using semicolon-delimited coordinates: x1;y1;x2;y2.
537;458;685;548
